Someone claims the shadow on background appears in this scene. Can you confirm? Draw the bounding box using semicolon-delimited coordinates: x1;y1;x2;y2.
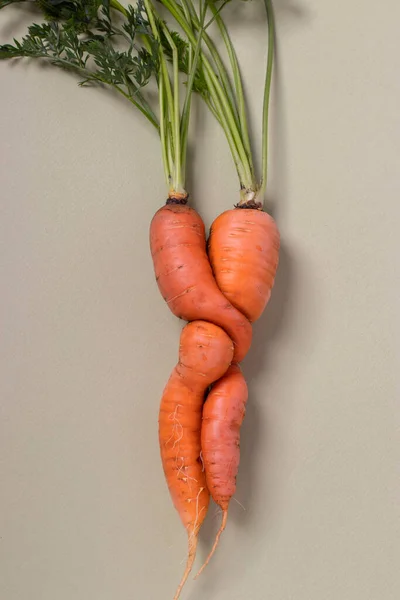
0;2;41;38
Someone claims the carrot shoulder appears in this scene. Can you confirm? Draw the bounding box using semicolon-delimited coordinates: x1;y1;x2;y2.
159;320;234;599
208;208;280;322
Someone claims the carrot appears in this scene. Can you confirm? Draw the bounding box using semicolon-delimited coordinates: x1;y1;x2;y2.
159;320;234;599
195;363;248;576
150;201;253;362
208;207;280;322
187;208;278;574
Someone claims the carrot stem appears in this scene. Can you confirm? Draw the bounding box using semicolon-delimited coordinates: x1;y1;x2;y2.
109;0;127;16
260;0;275;200
182;0;240;131
180;0;207;180
160;0;254;190
143;0;189;194
203;67;248;185
159;22;183;192
208;3;253;178
159;75;171;187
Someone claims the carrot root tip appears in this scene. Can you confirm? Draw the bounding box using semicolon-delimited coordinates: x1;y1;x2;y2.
173;534;199;600
194;509;228;580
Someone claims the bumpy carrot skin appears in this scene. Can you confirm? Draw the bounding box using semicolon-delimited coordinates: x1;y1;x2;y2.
159;320;234;599
195;364;248;576
208;208;280;322
201;364;248;509
150;204;252;362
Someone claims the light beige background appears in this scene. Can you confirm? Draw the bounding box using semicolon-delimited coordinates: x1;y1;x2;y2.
1;1;399;599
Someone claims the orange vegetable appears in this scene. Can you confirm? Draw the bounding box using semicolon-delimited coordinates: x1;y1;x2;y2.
150;203;252;362
208;208;280;321
189;206;279;573
196;363;248;576
159;320;234;599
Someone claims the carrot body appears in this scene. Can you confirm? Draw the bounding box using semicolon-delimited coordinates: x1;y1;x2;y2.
194;207;279;573
201;364;248;509
150;204;252;362
208;208;280;322
159;320;234;599
195;364;248;576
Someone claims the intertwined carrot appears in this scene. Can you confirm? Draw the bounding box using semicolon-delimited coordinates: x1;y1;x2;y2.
159;320;234;599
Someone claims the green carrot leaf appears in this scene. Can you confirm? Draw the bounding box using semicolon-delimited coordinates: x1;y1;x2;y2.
0;4;160;128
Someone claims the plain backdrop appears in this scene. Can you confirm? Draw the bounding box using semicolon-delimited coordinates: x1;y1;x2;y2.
1;1;399;599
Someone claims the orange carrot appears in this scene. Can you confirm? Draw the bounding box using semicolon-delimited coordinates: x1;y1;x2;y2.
189;207;278;573
159;320;234;599
195;363;248;576
150;202;252;362
208;207;280;322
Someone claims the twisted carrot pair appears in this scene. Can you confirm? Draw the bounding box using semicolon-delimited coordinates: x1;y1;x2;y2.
150;200;280;598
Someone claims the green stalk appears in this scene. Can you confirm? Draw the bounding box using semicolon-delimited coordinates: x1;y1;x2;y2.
111;0;263;195
210;73;254;190
182;0;240;131
204;95;222;124
208;2;253;174
180;0;207;181
159;75;171;187
166;120;174;181
160;0;254;190
110;0;128;16
159;23;183;192
203;67;247;185
180;0;193;74
143;0;181;192
259;0;275;200
179;0;193;172
200;31;240;130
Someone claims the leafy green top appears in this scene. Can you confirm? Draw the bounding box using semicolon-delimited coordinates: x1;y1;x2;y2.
0;1;161;129
0;0;209;194
1;0;275;203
